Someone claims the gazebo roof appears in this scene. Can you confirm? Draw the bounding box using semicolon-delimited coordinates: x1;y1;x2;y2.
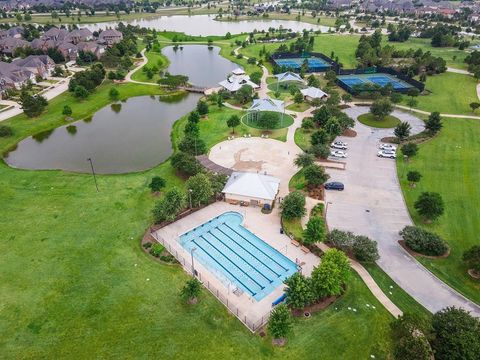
274;71;304;83
300;86;328;99
248;98;285;113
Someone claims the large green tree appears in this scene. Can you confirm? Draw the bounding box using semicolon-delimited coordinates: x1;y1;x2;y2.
425;111;442;135
303;216;326;245
152;187;187;223
268;304;293;345
185;173;213;207
370;97;393;120
303;164;330;187
414;192;444;222
284;272;314;309
280;191;306;220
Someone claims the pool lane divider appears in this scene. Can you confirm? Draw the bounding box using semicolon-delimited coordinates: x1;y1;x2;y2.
197;235;265;290
214;226;282;278
222;222;289;272
206;230;275;283
191;239;259;296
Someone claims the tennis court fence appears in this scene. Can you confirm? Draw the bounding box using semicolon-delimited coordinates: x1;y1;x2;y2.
150;230;273;333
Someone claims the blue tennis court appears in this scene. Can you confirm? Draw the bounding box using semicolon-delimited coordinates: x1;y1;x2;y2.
337;73;413;91
180;211;298;301
273;57;331;72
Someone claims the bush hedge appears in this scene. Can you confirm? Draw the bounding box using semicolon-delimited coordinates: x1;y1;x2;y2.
400;226;448;256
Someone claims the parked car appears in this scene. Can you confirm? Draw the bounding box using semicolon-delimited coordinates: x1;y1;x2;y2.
324;182;344;191
330;150;348;158
331;141;348;150
379;144;397;151
377;150;396;159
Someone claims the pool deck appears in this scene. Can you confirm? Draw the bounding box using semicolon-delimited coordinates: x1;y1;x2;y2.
153;202;319;328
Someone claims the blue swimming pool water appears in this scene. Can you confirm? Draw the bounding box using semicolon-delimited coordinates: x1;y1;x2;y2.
180;211;298;301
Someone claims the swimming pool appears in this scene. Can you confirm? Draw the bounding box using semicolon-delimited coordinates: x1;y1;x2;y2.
179;211;298;301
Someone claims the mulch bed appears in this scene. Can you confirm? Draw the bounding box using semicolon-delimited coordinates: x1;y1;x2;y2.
342;128;357;137
307;185;324;201
467;269;480;280
380;136;398;144
141;226;179;265
291;295;339;317
398;240;450;259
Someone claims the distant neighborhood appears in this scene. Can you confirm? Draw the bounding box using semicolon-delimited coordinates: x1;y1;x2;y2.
0;26;122;93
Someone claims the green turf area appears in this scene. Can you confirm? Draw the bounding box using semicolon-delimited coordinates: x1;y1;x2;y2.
397;118;480;305
286;102;311;112
357;113;400;128
241;112;294;130
282;217;304;242
294;128;312;152
288;168;306;191
363;264;431;320
131;50;169;83
403;72;479;115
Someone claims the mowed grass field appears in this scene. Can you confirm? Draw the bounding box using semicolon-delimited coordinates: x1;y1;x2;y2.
405;72;479;115
397;118;480;305
0;81;399;358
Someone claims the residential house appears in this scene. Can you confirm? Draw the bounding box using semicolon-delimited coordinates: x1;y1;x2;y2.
12;55;55;78
0;61;36;91
65;28;94;45
57;42;78;61
42;27;68;42
77;42;105;59
98;29;123;45
30;38;56;52
0;37;29;55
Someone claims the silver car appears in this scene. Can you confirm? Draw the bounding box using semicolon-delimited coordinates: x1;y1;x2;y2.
377;150;396;159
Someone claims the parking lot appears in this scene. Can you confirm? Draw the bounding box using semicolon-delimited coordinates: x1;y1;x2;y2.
325;107;480;315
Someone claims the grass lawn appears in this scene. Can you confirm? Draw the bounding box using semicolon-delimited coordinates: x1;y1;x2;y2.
357;113;400;128
0;80;397;358
397;118;480;305
289;168;306;191
286;102;311;112
404;72;479;115
294;128;312;152
282;217;304;242
131;50;169;83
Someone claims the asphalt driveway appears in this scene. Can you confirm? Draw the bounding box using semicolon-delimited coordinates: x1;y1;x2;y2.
326;106;480;316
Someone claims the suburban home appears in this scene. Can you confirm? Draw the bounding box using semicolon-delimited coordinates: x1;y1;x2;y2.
0;61;36;91
0;26;24;40
42;27;68;42
98;29;123;45
0;37;29;54
57;42;78;61
219;68;259;93
12;55;55;78
300;87;328;101
65;28;94;44
222;171;280;207
77;42;105;59
30;38;56;51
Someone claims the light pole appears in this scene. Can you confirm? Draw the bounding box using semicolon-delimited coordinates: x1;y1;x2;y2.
325;201;332;219
190;247;197;276
188;189;193;209
86;158;99;192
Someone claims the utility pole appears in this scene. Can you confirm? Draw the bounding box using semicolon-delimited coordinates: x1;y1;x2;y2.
87;158;99;192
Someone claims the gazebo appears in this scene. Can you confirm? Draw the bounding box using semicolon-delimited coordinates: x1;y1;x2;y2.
245;98;286;127
274;71;304;91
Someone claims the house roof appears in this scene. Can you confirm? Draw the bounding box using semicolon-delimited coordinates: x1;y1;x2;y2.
219;74;259;92
13;55;55;68
300;86;328;99
231;67;245;75
248;98;284;113
222;171;280;201
274;71;304;83
0;61;34;84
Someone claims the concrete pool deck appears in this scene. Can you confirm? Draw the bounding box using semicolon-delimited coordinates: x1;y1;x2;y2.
153;202;319;330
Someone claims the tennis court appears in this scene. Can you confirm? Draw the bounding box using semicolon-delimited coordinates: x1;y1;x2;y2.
337;73;413;91
273;56;331;72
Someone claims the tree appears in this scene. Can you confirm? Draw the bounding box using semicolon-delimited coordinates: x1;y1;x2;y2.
470;102;480;113
407;170;422;187
281;191;306;220
463;245;480;274
401;142;418;158
352;235;379;262
149;176;166;192
268;304;293;345
74;85;89;99
311;128;329;146
109;87;119;101
394;121;411;141
185;173;213;207
303;164;330;187
391;314;432;360
0;125;13;137
257;112;279;129
311;249;349;299
390;92;403;104
326;229;355;251
152;187;187;223
294;152;315;168
414;192;444;222
425;112;442;135
180;278;202;304
250;71;262;85
431;307;480;360
226;114;240;134
284;273;314;309
406;97;418;110
303;216;326;245
341;93;352;103
234;84;253;104
294;91;304;104
19;90;48;118
170;152;202;176
62;105;72;116
196;100;209;116
370;97;393;120
310;143;330;159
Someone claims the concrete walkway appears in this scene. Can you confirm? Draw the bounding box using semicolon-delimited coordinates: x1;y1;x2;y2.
125;48;158;86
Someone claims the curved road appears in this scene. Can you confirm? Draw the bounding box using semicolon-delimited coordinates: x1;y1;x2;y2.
325;107;480;316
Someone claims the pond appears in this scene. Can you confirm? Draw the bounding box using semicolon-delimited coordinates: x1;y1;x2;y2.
84;14;330;36
162;45;238;87
5;93;200;174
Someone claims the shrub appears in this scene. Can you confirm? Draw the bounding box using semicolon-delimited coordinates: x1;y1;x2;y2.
149;176;166;192
152;187;187;223
170;152;202;176
180;278;202;303
268;304;293;342
149;243;164;257
352;235;379;262
399;226;448;256
326;229;355;251
463;245;480;273
62;105;72;116
401;142;418;157
310;203;324;217
142;242;152;249
0;125;13;137
391;314;432;360
303;216;326;245
281;191;306;220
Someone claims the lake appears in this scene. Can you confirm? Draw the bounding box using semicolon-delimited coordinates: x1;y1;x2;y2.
162;45;239;87
85;14;329;36
5;93;200;174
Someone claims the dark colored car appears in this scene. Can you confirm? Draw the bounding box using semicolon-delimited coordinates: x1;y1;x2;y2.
324;182;344;191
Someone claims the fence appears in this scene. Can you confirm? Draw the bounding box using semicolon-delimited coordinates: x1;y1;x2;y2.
150;231;272;332
270;51;340;73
